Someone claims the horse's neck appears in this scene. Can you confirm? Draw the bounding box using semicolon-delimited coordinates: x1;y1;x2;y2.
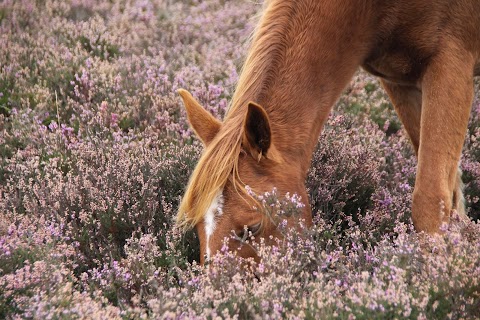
230;1;375;173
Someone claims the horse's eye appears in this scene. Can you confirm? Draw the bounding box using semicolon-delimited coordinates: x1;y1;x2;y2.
237;222;262;241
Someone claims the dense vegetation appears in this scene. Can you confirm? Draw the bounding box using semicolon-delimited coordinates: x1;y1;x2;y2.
1;1;479;318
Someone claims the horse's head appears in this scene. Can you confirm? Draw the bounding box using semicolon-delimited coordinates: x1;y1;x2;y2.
177;89;312;264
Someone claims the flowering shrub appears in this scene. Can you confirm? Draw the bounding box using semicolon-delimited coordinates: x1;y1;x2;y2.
1;0;479;319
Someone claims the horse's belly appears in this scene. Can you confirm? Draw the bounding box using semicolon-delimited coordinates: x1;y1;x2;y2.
361;53;425;87
364;58;480;83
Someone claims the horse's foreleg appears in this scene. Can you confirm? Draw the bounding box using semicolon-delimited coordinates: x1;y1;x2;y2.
380;81;422;153
413;43;474;233
381;81;467;223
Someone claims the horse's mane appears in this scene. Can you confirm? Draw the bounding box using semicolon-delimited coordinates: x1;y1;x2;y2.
176;1;295;230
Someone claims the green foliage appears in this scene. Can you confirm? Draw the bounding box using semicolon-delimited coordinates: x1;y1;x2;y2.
118;116;135;132
78;35;119;61
0;78;13;117
0;294;20;320
0;248;40;276
369;101;402;136
0;8;6;24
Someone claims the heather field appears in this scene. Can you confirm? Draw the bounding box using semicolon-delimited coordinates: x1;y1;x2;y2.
1;1;480;319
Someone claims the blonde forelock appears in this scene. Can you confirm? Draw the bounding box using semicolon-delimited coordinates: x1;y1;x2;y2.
176;116;246;230
177;0;294;230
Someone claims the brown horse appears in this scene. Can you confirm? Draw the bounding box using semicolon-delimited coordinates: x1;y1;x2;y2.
177;0;480;264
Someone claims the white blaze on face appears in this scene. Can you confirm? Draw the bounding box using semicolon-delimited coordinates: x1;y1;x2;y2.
204;190;224;261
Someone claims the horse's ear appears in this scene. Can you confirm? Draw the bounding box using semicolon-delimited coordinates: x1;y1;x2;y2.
243;102;273;161
178;89;221;145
